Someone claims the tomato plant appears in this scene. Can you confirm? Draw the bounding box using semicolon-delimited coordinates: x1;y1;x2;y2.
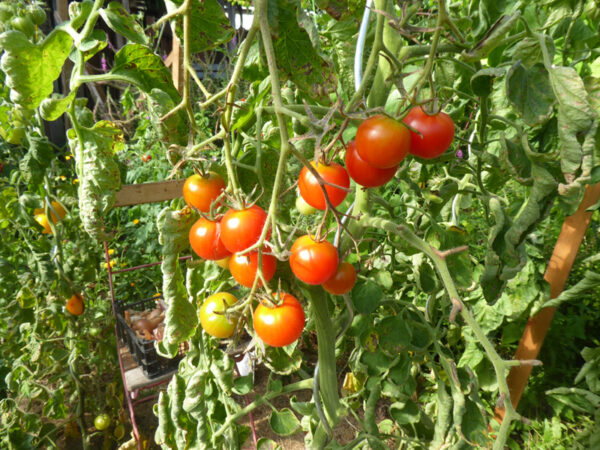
345;140;397;187
298;161;350;210
403;106;455;159
355;115;411;168
289;235;339;285
220;205;268;253
322;262;356;295
94;414;111;431
189;217;231;260
66;293;84;316
229;250;277;288
198;292;238;339
183;172;226;212
253;293;305;347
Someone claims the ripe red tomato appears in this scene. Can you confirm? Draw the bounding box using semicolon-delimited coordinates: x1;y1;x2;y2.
322;262;357;295
66;293;84;316
289;235;339;285
199;292;238;338
253;293;305;347
229;250;277;288
220;205;268;253
189;217;231;260
355;115;411;168
403;107;455;159
298;161;350;210
345;140;397;187
183;172;226;213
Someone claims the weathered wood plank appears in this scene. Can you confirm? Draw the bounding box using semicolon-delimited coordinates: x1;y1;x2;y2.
114;180;184;207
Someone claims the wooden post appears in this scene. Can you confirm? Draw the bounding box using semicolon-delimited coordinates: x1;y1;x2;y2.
494;182;600;422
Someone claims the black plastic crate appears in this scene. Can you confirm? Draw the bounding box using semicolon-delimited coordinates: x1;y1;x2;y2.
115;296;185;379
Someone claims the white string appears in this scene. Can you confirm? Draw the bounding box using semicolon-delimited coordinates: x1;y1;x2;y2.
354;0;373;92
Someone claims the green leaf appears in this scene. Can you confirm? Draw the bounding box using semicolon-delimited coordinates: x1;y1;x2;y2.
147;89;188;146
546;387;600;414
157;207;198;352
110;44;180;103
18;136;54;184
289;395;315;416
378;316;411;353
232;375;253;395
0;29;73;109
509;36;555;67
164;0;233;54
269;408;300;436
0;102;26;144
390;400;420;425
532;271;600;315
264;345;302;375
16;285;36;309
351;280;383;314
547;65;597;213
506;62;555;126
361;349;395;375
67;118;122;241
39;91;77;122
375;270;393;289
269;0;337;99
99;2;148;45
471;67;505;97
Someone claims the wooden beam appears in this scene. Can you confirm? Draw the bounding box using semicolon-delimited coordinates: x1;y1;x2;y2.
494;182;600;423
114;180;185;207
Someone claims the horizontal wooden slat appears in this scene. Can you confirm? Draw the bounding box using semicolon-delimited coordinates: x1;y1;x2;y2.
114;180;184;207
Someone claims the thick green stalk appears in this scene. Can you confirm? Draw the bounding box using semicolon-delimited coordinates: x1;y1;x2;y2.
309;287;340;422
366;0;399;109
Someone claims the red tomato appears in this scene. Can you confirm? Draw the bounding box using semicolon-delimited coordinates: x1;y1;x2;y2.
253;293;305;347
322;262;357;295
289;235;338;285
403;107;455;159
229;250;277;288
66;293;84;316
220;205;268;253
345;140;397;187
183;172;226;213
298;161;350;210
355;115;411;168
189;217;231;260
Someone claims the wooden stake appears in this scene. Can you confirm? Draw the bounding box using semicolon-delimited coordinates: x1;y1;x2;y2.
494;182;600;423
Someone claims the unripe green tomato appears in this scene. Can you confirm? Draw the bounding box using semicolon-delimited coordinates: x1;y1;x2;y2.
27;5;46;25
94;413;111;431
10;16;35;37
296;196;317;215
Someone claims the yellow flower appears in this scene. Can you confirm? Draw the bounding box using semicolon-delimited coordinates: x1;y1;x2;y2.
103;260;117;269
108;249;115;256
154;293;161;297
73;179;79;184
121;263;127;267
65;155;72;161
59;175;66;181
133;219;140;225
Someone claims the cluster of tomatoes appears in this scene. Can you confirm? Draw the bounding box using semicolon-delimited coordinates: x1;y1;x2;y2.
185;108;454;348
299;107;455;209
